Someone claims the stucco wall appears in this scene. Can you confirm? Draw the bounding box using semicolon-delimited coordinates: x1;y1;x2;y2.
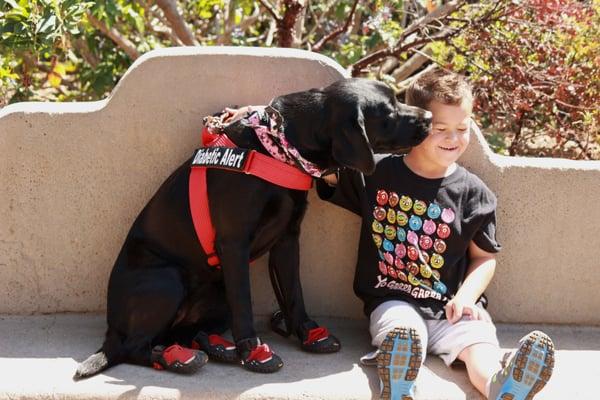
1;47;599;325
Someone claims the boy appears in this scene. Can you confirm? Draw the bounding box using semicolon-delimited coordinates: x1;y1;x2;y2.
317;69;554;400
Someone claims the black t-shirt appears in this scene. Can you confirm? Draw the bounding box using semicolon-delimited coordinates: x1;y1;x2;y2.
317;155;501;319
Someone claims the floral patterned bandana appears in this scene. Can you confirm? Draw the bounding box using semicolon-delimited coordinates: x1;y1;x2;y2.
204;106;325;178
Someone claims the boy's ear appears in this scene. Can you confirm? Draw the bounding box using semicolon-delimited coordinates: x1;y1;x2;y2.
331;106;375;175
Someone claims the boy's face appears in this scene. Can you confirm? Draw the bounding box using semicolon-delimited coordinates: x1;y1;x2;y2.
410;100;471;170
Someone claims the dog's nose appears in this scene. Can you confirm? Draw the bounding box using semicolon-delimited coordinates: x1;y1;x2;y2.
421;112;432;130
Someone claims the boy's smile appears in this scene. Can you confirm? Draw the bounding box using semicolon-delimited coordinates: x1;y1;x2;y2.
404;100;471;179
438;145;460;151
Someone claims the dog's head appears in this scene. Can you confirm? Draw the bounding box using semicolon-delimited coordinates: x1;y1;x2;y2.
322;78;432;175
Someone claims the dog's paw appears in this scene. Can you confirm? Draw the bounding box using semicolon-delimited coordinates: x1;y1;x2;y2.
237;337;283;373
151;344;208;374
300;326;341;354
192;331;238;364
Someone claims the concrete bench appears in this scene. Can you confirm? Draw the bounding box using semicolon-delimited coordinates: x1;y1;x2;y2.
1;47;599;399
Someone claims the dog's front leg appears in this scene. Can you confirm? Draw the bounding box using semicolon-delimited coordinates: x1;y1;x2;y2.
217;240;254;341
269;231;341;354
217;239;283;373
268;231;308;336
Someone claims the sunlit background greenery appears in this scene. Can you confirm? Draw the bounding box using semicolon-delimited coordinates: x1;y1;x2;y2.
1;0;598;159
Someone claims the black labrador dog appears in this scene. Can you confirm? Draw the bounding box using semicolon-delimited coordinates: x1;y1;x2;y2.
75;78;431;378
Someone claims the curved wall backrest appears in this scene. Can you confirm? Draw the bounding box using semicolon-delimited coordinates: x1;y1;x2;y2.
1;46;599;324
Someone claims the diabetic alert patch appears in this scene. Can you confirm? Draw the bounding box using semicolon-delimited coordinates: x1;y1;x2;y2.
191;147;250;171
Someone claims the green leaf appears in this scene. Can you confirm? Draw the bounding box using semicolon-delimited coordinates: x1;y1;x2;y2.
36;15;56;34
4;0;20;9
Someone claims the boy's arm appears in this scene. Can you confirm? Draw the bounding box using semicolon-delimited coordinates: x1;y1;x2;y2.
316;170;364;216
444;241;497;324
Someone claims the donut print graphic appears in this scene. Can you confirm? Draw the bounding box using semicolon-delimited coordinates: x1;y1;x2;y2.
371;191;455;299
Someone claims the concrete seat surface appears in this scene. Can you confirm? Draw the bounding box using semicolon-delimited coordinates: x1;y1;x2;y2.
1;314;597;400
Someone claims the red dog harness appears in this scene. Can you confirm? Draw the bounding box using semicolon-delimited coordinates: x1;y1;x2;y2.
188;110;335;352
189;126;313;268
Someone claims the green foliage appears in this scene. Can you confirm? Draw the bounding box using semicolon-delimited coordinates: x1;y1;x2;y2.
0;0;597;159
1;0;91;53
430;0;599;159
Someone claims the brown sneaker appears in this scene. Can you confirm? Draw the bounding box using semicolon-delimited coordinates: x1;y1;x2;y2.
488;330;555;400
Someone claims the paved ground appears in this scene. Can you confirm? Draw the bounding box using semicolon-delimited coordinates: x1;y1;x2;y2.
0;314;598;399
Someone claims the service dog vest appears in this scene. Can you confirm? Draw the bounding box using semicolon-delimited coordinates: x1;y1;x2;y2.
189;109;315;269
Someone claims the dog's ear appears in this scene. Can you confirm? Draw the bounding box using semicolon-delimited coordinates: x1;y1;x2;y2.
332;106;376;174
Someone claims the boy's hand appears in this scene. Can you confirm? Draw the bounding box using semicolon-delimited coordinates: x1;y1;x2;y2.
444;297;490;324
445;242;496;324
222;106;251;123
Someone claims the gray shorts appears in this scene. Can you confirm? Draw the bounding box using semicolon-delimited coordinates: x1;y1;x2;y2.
368;300;499;366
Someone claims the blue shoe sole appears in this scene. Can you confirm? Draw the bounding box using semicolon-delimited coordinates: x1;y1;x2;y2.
495;331;555;400
377;327;422;400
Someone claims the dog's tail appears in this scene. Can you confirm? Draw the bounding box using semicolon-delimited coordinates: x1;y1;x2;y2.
73;329;122;380
73;351;111;380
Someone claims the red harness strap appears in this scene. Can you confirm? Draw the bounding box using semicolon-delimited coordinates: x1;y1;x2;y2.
189;127;313;268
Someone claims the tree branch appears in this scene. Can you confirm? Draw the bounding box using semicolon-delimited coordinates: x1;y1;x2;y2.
348;0;511;76
311;0;360;52
391;45;433;82
217;0;236;45
71;37;99;68
509;111;526;156
350;0;466;75
292;0;307;47
257;0;281;21
276;0;307;47
400;0;466;41
86;13;140;60
240;6;261;31
265;17;277;46
155;0;199;46
351;24;463;76
301;0;336;45
136;0;183;45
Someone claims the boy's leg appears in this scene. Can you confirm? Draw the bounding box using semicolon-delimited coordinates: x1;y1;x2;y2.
427;304;555;399
369;301;427;400
426;303;501;396
370;301;429;350
457;342;503;396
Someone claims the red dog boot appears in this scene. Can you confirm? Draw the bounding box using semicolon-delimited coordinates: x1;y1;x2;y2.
237;337;283;373
151;344;208;374
299;320;341;354
271;312;341;354
192;331;238;364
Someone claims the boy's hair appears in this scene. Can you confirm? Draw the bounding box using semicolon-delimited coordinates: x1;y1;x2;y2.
405;69;473;112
